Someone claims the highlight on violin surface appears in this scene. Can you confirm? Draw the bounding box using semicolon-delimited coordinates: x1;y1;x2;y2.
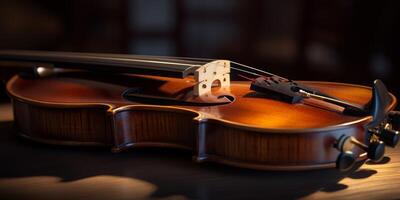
0;50;399;173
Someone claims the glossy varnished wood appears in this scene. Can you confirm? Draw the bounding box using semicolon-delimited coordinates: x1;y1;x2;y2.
12;100;113;145
113;108;197;151
8;74;375;129
6;73;397;170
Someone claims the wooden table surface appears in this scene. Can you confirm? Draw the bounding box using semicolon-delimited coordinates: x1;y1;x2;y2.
0;103;399;200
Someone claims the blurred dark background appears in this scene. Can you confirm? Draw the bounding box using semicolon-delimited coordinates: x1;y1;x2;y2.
0;0;399;103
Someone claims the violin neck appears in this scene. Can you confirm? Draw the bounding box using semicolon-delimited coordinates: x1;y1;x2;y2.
0;50;211;78
0;50;232;96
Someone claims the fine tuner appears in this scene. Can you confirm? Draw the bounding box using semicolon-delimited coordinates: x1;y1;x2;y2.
335;111;400;171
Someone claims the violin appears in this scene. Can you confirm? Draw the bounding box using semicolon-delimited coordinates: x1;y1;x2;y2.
0;50;399;172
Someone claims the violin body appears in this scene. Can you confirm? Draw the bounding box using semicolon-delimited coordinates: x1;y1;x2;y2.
7;71;397;170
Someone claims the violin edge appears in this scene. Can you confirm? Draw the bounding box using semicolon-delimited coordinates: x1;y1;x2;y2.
10;97;367;171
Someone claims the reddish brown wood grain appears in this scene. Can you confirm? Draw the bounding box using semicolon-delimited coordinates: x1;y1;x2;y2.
6;73;397;170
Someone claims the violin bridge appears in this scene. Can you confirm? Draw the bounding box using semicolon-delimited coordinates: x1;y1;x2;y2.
194;60;230;96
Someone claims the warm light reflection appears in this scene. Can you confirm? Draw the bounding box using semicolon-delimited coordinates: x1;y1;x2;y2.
0;176;188;200
0;104;13;122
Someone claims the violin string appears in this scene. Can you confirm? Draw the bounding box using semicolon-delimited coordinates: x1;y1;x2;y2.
230;61;288;80
237;74;255;81
230;66;261;77
133;55;264;78
106;54;287;80
134;55;283;78
151;56;289;80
